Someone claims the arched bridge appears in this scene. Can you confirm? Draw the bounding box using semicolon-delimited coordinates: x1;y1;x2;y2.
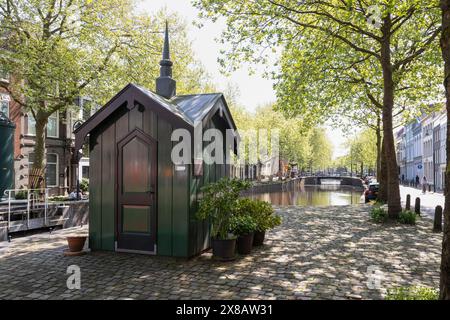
301;176;364;188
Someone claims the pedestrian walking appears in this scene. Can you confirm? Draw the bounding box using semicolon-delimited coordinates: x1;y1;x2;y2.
415;175;420;188
422;176;428;194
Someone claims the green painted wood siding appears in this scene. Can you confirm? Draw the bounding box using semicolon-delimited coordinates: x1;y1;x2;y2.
100;120;115;250
188;111;233;257
88;99;233;258
156;119;173;255
89;104;160;252
89;131;102;250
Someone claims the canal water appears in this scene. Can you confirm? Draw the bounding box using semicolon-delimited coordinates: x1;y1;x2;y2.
247;182;364;206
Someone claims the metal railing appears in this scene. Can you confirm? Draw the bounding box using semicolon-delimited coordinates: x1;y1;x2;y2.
2;188;49;230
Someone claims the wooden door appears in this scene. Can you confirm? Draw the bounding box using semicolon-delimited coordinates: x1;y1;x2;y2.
117;129;157;253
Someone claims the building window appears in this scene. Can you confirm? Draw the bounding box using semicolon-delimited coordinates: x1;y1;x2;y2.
47;112;59;138
0;93;9;117
82;165;89;179
0;67;9;82
29;153;58;187
27;115;36;135
80;98;99;121
27;111;59;137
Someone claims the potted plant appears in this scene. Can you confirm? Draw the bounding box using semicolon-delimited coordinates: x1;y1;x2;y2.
67;236;87;252
196;178;251;260
65;234;88;256
230;214;257;255
251;200;282;246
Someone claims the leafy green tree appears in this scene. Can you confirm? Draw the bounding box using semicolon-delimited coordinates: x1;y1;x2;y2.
229;102;331;175
308;128;333;172
0;1;210;183
347;130;378;176
194;0;441;218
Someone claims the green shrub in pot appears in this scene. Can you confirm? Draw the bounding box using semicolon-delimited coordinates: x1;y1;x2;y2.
230;214;257;255
196;178;251;260
230;214;257;236
251;200;281;246
252;200;281;231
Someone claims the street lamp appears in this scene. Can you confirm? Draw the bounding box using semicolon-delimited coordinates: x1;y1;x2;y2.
72;120;83;200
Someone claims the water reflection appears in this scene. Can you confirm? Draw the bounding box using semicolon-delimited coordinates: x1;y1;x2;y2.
247;185;364;206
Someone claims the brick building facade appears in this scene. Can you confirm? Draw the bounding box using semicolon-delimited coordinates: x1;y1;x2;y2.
1;72;93;196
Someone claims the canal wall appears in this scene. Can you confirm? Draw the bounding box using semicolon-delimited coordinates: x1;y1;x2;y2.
242;179;302;195
302;176;364;189
0;201;89;242
243;177;364;196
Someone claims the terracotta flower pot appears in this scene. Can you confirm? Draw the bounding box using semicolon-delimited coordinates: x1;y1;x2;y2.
237;233;254;255
253;231;266;246
212;238;236;261
66;236;87;252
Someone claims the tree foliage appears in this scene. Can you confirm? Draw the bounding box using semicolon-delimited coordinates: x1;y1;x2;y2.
0;0;211;177
229;102;333;172
194;0;441;216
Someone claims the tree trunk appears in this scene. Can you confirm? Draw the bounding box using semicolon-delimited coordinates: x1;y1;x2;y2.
33;110;48;188
378;137;388;203
360;162;364;177
376;115;382;178
380;14;402;218
439;0;450;300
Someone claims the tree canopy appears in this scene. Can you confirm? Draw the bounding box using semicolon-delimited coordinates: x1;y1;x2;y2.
194;0;442;216
0;0;212;175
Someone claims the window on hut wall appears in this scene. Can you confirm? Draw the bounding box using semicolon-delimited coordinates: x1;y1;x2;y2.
0;93;9;117
27;111;59;137
29;153;58;187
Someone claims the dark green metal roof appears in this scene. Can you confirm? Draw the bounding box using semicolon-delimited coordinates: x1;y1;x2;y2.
134;84;194;126
170;93;222;124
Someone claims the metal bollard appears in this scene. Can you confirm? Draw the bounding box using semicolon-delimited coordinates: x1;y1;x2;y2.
433;205;443;232
415;197;421;215
406;194;411;211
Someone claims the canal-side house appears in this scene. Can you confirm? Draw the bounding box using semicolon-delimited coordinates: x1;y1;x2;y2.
74;26;238;257
412;119;423;181
422;114;434;186
405;123;414;182
395;127;406;181
434;112;447;191
0;63;96;196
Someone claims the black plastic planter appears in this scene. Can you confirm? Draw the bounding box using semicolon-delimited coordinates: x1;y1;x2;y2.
253;231;266;246
237;233;254;254
212;238;236;260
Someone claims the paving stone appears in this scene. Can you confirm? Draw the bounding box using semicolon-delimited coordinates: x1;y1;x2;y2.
0;206;442;299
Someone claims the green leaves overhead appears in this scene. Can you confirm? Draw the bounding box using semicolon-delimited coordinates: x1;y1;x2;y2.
229;102;333;171
194;0;442;127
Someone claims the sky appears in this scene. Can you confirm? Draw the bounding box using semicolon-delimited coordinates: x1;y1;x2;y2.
138;0;349;158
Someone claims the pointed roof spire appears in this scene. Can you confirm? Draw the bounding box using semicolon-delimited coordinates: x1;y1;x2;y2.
162;20;170;61
156;21;176;99
159;20;173;75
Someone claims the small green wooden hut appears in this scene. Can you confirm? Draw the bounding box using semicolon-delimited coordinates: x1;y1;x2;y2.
74;25;237;257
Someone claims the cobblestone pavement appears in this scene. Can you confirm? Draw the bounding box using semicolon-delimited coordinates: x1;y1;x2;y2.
0;205;442;300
